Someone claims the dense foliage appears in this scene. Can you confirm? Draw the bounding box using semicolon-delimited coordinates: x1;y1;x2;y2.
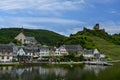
59;53;84;62
59;27;120;48
112;34;120;45
0;28;66;46
58;27;120;59
58;35;95;49
0;27;120;59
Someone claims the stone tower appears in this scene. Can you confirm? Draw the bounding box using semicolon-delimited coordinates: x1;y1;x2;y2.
93;23;99;30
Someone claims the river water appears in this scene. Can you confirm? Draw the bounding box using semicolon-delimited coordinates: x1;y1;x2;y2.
0;63;120;80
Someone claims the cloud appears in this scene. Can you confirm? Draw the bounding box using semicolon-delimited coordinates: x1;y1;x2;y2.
0;0;120;36
1;16;84;24
64;21;120;36
0;0;86;11
110;10;117;14
0;0;87;17
0;16;85;35
109;10;120;16
100;21;120;34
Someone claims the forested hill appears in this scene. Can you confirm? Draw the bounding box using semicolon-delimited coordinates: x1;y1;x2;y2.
0;28;66;46
59;24;120;59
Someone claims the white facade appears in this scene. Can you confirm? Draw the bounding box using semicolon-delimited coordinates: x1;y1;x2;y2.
93;49;99;54
39;49;49;57
25;40;30;44
59;46;68;55
83;54;94;58
55;49;60;56
55;46;68;56
0;56;13;62
17;48;26;56
83;48;106;59
100;54;106;58
0;52;13;63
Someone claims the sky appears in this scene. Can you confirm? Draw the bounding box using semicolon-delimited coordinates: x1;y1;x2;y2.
0;0;120;36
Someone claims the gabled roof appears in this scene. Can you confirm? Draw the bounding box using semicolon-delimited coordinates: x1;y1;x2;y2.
39;46;49;50
93;49;100;54
62;45;83;53
0;44;13;52
26;37;35;40
17;48;25;56
25;37;38;44
17;46;39;54
83;49;93;54
8;42;16;46
15;32;26;39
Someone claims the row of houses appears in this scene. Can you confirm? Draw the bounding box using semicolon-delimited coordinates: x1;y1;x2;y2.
0;43;106;63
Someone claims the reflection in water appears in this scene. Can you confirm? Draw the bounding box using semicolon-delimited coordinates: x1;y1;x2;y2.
0;66;12;73
38;67;67;77
84;65;106;74
0;64;107;80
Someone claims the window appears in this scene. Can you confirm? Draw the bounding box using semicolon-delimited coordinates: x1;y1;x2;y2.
2;56;4;59
7;56;9;59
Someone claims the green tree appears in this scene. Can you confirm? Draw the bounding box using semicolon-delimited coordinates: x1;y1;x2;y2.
12;39;21;46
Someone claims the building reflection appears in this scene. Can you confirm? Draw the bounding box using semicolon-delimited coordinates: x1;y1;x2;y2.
0;66;68;80
0;66;12;74
83;64;106;74
0;65;107;80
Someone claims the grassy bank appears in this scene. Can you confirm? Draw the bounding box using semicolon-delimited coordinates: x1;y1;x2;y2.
0;63;24;66
0;62;83;67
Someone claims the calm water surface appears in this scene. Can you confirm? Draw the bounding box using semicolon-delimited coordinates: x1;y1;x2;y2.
0;63;120;80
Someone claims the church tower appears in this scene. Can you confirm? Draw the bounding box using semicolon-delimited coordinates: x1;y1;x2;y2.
15;28;26;45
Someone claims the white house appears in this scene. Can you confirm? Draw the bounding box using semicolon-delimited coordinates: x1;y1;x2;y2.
0;44;13;63
17;48;26;56
83;48;106;60
83;49;94;59
55;48;60;56
55;46;68;56
100;54;106;58
39;46;50;57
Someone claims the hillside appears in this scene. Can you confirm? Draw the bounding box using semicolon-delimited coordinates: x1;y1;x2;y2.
89;36;120;60
59;24;120;60
0;28;66;46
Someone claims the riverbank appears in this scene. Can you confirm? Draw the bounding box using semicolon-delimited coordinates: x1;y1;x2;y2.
0;62;24;66
0;62;83;66
0;60;118;66
51;62;83;64
83;61;113;66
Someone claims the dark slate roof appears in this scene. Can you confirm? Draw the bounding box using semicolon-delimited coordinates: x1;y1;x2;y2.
63;45;83;53
83;49;93;54
0;44;13;52
8;42;16;46
48;46;56;51
26;37;36;41
13;46;18;54
17;46;39;53
39;46;49;50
